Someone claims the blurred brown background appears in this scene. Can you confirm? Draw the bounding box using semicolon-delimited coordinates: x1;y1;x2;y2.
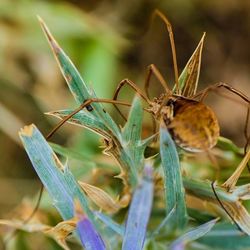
0;0;249;216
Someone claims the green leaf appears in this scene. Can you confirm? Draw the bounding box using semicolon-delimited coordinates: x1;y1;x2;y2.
183;178;250;235
177;33;205;97
121;96;144;169
40;18;138;187
149;206;176;239
94;212;125;236
47;109;111;139
19;124;74;220
159;124;187;230
217;136;243;154
198;222;250;250
19;124;95;224
169;218;218;250
49;142;116;170
38;17;121;139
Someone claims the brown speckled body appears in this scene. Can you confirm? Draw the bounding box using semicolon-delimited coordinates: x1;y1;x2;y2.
161;96;220;152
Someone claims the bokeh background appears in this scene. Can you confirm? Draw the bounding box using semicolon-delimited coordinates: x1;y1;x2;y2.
0;0;249;233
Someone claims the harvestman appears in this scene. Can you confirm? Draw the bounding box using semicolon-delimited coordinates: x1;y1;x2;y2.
45;11;250;153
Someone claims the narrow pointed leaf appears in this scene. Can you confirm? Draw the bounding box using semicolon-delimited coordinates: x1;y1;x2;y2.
160;124;187;229
39;17;121;138
94;211;125;236
217;137;243;154
198;222;250;250
183;178;250;235
122;164;154;250
19;124;74;219
170;218;218;250
122;96;143;145
177;33;205;97
149;206;176;239
121;96;144;169
19;125;96;226
39;18;138;187
47;110;111;139
49;142;116;170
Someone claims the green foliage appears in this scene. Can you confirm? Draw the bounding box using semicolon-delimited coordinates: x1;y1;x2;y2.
1;10;250;250
160;125;187;230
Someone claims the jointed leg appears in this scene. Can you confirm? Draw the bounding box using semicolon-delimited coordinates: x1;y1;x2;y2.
144;64;171;100
46;98;132;139
196;82;250;170
112;78;151;121
195;82;249;103
200;87;248;106
152;10;180;94
113;78;151;104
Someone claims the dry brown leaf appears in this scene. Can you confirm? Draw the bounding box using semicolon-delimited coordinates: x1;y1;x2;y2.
223;150;250;191
45;219;76;250
79;181;121;213
0;219;51;232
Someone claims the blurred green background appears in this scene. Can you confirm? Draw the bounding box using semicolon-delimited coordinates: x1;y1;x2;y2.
0;0;249;224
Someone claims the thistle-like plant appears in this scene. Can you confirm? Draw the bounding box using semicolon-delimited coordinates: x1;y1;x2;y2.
1;15;250;250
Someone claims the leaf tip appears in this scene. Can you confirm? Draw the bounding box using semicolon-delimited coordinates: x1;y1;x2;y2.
38;16;61;55
19;124;35;137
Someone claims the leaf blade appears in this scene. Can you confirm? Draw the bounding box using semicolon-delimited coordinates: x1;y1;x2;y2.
122;164;154;250
160;124;187;230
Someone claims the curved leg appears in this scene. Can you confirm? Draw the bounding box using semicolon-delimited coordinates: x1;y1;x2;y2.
144;64;171;100
113;78;151;104
46;98;132;139
112;78;151;122
195;82;249;103
195;82;250;157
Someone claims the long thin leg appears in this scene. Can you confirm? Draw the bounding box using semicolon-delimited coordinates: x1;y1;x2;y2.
196;82;250;155
113;78;151;104
244;106;250;172
195;82;249;103
112;78;151;121
46;98;132;139
3;184;44;248
144;64;171;100
205;88;249;107
244;106;250;149
153;10;180;94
